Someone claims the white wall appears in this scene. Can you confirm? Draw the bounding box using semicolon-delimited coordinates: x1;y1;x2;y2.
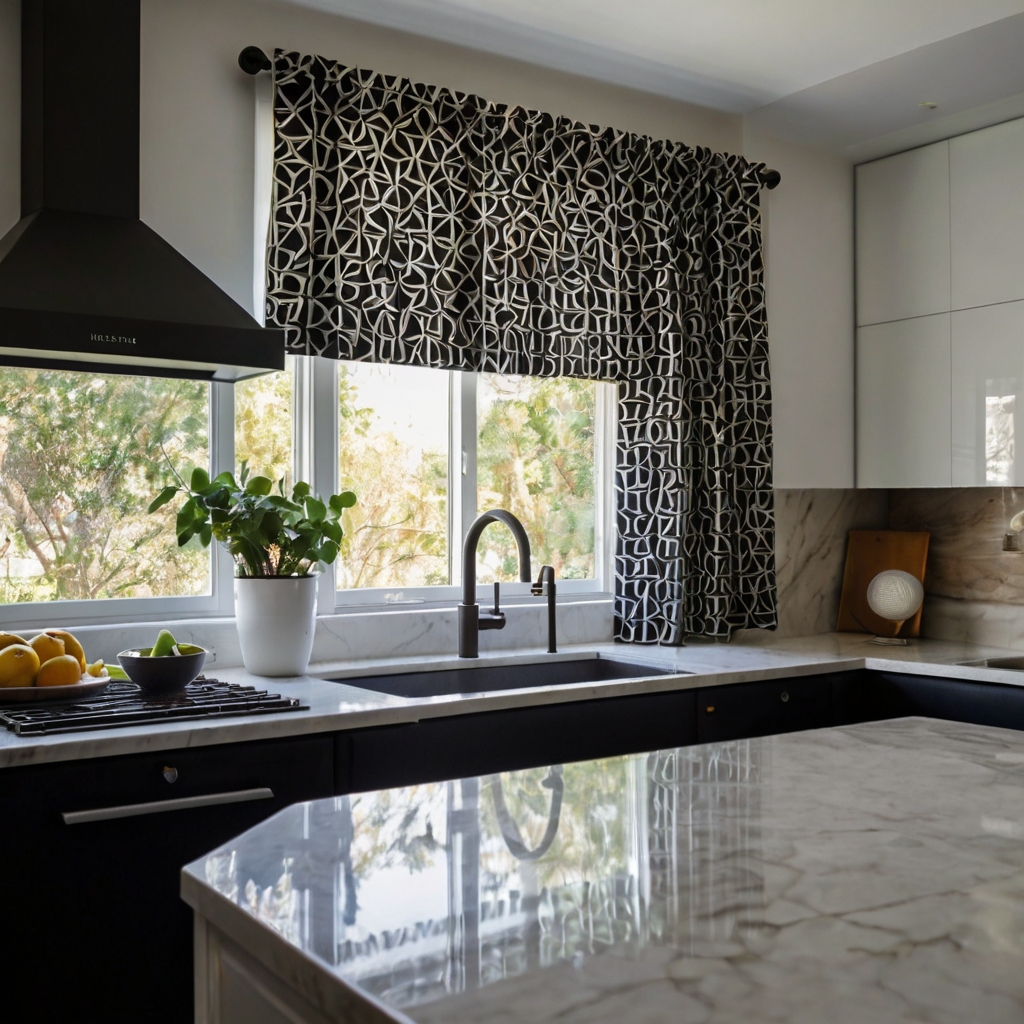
136;0;742;316
744;129;856;488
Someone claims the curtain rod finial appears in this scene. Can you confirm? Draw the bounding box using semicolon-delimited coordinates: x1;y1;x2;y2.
762;169;781;190
239;46;272;75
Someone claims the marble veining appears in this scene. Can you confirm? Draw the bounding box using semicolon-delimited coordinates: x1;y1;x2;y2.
890;488;1024;651
737;488;888;640
185;717;1024;1024
890;487;1024;605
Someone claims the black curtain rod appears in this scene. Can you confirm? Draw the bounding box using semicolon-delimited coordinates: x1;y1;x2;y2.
236;46;781;189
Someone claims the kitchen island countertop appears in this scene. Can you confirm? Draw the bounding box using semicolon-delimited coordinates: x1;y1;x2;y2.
2;632;1023;769
183;715;1024;1023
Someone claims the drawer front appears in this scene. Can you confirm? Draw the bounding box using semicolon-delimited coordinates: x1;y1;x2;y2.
697;677;833;744
341;689;699;794
1;734;333;818
0;735;334;1024
866;672;1024;732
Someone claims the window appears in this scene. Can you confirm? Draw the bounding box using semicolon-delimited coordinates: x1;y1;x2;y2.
0;366;219;625
0;355;612;624
477;374;597;584
325;359;613;607
337;363;449;591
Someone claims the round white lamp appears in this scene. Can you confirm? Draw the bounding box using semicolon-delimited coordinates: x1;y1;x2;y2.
866;569;924;645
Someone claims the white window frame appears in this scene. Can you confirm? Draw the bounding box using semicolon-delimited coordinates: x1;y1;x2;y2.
301;356;616;612
0;357;615;628
0;380;236;629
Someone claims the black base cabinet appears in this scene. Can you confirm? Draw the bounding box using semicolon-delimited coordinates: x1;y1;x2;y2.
8;666;1024;1023
338;688;700;793
0;735;333;1024
833;669;1024;732
696;675;836;744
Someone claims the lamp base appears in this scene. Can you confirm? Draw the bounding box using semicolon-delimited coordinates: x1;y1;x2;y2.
870;636;908;646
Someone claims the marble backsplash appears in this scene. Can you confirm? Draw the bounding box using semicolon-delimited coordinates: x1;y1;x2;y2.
890;488;1024;649
737;488;889;641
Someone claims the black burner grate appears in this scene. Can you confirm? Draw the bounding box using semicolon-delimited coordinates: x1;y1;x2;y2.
0;678;307;736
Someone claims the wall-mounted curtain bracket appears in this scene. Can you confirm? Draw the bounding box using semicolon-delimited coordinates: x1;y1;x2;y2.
239;46;272;75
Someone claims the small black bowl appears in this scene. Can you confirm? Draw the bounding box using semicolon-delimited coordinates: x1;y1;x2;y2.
117;645;207;695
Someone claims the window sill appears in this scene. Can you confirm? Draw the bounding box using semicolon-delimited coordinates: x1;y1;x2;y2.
50;597;615;671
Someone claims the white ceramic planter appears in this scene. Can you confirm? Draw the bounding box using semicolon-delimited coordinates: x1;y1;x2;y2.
234;575;318;677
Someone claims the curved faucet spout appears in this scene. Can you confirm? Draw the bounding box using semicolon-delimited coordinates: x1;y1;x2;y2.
459;510;532;657
462;510;532;606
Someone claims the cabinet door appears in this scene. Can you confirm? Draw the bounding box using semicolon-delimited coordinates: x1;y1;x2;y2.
951;117;1024;310
696;677;833;744
856;141;950;326
0;736;334;1024
951;300;1024;485
857;314;951;486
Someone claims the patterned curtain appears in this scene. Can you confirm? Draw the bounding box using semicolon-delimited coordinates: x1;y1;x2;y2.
267;50;777;642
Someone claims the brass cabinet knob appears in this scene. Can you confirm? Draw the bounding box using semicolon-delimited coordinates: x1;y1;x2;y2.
705;705;715;714
162;766;179;784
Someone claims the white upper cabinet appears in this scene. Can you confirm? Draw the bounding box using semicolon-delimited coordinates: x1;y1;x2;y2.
856;141;950;327
950;118;1024;311
857;314;951;488
952;300;1024;486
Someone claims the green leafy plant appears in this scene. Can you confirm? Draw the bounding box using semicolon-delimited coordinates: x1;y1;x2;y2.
148;462;356;578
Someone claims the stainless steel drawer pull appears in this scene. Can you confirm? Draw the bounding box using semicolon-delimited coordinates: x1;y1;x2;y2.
62;787;274;825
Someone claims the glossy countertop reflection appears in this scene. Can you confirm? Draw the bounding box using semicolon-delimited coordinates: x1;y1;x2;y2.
184;718;1024;1022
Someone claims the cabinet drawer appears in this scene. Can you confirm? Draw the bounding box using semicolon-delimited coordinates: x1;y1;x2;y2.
0;735;334;1024
697;677;833;744
0;734;333;820
340;688;699;794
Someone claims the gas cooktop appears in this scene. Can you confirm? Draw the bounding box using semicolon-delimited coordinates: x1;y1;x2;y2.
0;678;307;736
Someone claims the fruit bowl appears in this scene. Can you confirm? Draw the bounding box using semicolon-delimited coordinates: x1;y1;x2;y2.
117;645;207;695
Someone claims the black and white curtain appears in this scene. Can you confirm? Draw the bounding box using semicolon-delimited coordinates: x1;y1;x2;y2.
267;51;777;642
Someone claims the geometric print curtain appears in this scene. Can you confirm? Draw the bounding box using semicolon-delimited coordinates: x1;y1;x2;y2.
267;50;777;641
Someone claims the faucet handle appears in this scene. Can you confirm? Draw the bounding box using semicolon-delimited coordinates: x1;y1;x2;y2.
531;564;555;595
491;581;500;614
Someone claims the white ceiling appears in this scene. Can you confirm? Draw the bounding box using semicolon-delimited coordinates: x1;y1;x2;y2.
286;0;1024;152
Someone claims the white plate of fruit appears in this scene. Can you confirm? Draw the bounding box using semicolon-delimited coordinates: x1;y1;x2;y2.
0;630;117;703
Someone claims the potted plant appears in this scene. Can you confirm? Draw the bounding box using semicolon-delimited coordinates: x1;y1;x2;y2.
149;464;356;676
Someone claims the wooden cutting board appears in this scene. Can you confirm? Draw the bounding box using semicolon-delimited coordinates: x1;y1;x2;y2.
836;530;930;637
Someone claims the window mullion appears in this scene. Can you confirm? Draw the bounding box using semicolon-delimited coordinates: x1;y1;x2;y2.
450;370;477;588
210;380;236;615
595;381;618;594
309;356;339;608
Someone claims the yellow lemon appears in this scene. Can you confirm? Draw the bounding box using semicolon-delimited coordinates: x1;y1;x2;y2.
42;630;87;672
0;644;41;687
86;659;106;677
36;654;83;687
29;632;65;664
0;632;29;653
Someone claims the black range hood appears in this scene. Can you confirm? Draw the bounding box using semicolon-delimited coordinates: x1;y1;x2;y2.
0;0;284;381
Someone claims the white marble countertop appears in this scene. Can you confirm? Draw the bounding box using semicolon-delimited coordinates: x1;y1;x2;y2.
3;632;1024;769
182;716;1024;1023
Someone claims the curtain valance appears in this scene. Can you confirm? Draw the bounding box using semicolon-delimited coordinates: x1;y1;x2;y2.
266;50;777;641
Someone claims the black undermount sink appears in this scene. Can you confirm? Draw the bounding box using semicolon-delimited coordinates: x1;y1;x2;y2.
329;655;681;699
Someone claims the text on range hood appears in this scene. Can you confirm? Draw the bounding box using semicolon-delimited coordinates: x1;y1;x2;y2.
0;0;284;382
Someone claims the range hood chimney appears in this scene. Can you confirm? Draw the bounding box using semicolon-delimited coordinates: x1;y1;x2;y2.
0;0;283;381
